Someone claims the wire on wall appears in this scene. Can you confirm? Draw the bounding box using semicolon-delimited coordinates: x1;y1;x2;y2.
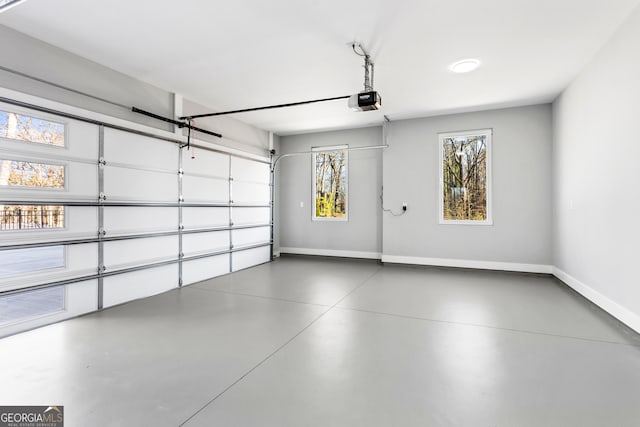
379;115;405;216
380;189;406;217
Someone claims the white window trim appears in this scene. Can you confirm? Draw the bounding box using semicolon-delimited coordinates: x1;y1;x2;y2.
0;286;67;328
0;245;68;280
0;106;69;149
0;156;68;192
0;205;67;233
311;144;349;222
438;129;493;225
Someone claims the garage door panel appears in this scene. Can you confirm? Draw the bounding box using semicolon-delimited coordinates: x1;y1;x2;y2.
104;207;177;235
182;149;229;177
231;157;270;184
232;246;270;272
104;236;177;269
183;231;229;256
104;128;178;171
232;207;269;225
103;265;178;308
182;255;229;286
233;182;269;204
104;166;177;202
232;227;270;247
182;175;228;203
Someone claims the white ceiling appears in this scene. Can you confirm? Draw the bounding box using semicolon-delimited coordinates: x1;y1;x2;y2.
1;0;639;135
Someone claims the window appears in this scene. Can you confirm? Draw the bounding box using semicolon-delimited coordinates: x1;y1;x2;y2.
1;205;65;230
0;110;65;147
0;287;65;325
312;145;348;221
439;129;492;224
0;246;65;277
0;160;65;189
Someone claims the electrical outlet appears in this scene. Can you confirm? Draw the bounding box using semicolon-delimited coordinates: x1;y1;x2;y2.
299;201;304;208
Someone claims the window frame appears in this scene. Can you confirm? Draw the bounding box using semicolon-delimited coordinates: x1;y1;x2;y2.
0;245;68;279
0;107;68;148
0;205;67;233
0;286;67;327
311;145;349;222
0;157;68;192
438;129;493;226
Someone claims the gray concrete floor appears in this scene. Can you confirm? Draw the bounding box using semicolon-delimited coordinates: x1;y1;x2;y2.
1;255;639;426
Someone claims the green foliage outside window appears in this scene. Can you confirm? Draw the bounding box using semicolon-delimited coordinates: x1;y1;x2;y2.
313;149;347;219
441;133;489;221
0;111;65;147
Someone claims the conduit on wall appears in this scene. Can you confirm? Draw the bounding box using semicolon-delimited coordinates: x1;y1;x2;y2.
268;143;389;260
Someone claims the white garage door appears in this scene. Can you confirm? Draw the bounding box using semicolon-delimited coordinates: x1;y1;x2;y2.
0;97;272;336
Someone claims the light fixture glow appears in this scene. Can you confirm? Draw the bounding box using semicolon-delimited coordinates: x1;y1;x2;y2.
0;0;26;12
450;59;480;74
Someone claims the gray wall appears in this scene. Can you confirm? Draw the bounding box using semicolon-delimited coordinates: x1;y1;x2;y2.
0;24;174;131
552;5;640;318
278;127;382;255
0;24;271;154
182;99;270;156
383;105;553;265
273;134;281;254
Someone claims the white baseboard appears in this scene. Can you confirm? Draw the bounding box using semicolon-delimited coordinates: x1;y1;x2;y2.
381;255;553;274
279;247;381;260
278;251;639;334
553;267;640;334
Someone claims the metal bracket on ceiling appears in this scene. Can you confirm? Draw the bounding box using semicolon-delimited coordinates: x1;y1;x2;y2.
179;120;192;149
131;107;222;144
352;42;375;92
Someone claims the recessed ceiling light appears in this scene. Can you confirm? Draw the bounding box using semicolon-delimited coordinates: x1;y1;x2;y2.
0;0;26;13
450;59;481;74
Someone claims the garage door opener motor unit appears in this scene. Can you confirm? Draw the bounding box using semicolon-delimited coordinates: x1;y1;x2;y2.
348;43;381;111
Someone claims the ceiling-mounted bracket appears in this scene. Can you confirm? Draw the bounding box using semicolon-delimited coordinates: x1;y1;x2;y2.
348;42;382;111
352;42;374;93
179;120;192;149
131;107;222;143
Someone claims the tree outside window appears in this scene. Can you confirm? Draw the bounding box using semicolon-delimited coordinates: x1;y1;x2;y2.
439;129;492;224
0;110;65;146
312;145;348;221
